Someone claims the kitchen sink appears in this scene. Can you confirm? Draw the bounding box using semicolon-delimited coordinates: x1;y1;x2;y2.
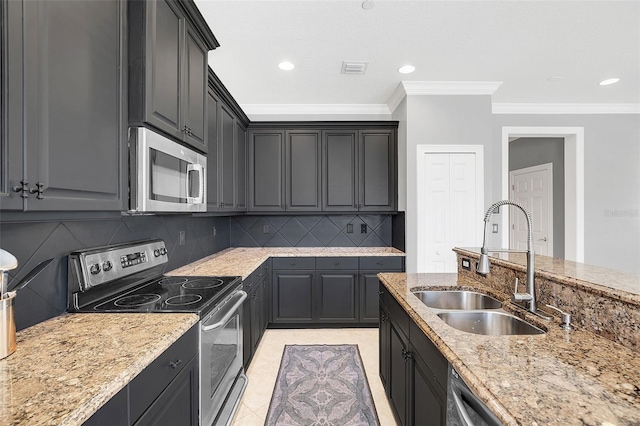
411;290;502;310
436;311;545;335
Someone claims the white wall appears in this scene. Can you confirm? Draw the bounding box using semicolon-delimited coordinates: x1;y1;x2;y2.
493;114;640;274
400;95;494;272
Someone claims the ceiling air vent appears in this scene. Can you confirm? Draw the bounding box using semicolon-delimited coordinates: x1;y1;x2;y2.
341;61;369;75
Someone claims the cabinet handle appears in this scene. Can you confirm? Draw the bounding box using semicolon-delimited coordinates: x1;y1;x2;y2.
333;262;340;266
378;290;384;295
29;182;45;200
289;262;296;266
169;359;182;369
13;180;30;198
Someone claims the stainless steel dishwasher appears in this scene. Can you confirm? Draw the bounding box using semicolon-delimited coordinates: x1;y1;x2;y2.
447;366;503;426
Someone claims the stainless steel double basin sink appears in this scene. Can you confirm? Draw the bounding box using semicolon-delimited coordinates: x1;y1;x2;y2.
411;290;545;336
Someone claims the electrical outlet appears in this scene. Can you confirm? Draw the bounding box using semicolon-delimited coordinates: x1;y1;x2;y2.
492;223;499;233
212;226;217;238
461;258;471;270
263;224;269;234
346;224;353;233
361;224;367;233
179;230;186;245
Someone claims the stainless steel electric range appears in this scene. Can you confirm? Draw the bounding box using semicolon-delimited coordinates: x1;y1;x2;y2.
68;239;247;426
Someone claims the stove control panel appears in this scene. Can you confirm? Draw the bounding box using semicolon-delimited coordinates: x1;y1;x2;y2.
69;239;169;291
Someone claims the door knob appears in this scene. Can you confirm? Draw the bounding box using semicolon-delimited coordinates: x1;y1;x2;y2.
538;237;547;242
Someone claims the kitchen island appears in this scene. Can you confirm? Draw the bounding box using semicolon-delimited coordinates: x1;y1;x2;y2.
378;272;640;425
0;313;198;426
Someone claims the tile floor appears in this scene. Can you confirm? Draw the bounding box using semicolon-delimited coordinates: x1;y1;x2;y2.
231;328;397;426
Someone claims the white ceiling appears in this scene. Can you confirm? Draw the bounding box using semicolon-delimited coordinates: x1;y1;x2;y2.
195;0;640;113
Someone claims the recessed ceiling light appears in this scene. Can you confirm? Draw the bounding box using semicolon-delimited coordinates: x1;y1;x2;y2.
398;65;415;74
278;61;294;71
599;78;620;86
547;76;565;81
362;1;374;10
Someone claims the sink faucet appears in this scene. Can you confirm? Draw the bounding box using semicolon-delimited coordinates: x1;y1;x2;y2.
476;200;551;320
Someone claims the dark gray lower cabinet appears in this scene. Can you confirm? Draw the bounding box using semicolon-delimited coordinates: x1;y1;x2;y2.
316;271;358;322
272;270;315;323
360;272;382;323
380;283;447;426
243;261;271;369
84;324;199;426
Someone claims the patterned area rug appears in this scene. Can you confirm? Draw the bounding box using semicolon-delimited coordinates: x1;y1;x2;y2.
265;344;379;426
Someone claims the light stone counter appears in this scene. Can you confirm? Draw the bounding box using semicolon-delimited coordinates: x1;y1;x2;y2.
0;313;198;426
168;246;405;279
379;273;640;426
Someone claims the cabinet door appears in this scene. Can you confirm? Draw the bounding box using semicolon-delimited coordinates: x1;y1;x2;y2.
235;123;247;210
141;0;183;140
219;104;235;210
271;271;314;323
84;386;129;426
0;0;24;210
261;277;269;332
389;321;409;426
206;88;220;211
286;130;321;211
359;129;396;211
359;272;381;323
248;130;285;211
242;287;253;369
133;355;199;426
322;130;358;211
379;305;390;392
316;271;358;322
182;23;207;151
250;282;262;353
23;0;126;211
411;348;447;426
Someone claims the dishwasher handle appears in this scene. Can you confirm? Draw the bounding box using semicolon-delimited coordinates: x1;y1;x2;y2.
450;369;503;426
202;290;247;332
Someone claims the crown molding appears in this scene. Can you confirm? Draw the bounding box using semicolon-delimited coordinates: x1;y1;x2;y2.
386;81;503;113
493;103;640;114
241;104;392;118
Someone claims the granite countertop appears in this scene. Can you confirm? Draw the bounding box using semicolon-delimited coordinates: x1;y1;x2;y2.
168;246;405;279
455;247;640;304
0;313;198;426
378;273;640;426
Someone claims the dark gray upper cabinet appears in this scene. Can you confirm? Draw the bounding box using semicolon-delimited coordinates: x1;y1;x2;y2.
206;88;220;211
359;130;396;211
286;130;321;211
322;130;359;211
219;104;236;210
1;0;127;211
235;124;247;210
128;0;218;153
207;70;250;213
248;130;285;211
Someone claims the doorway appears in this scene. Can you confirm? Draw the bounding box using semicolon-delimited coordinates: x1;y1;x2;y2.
501;127;584;262
416;145;484;272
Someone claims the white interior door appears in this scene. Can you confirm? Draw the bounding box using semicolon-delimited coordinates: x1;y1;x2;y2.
509;163;553;256
418;152;479;272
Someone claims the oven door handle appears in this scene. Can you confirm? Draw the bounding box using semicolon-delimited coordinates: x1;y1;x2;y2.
201;290;247;332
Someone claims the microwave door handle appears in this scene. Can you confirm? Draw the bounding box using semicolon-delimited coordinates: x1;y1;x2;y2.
201;290;247;332
186;163;205;204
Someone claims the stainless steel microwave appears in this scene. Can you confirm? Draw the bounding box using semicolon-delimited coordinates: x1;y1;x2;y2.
129;127;206;213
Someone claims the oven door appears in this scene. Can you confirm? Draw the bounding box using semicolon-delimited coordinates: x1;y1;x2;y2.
130;127;206;212
200;289;247;426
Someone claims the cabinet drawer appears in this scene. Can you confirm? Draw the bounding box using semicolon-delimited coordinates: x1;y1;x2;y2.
316;257;358;270
130;324;199;422
359;256;404;271
272;257;315;270
410;321;448;390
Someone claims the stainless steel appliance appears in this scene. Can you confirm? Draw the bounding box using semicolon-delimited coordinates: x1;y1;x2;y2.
447;365;503;426
68;239;246;426
129;127;206;213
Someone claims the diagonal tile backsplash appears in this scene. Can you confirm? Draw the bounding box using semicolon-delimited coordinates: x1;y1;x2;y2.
230;214;393;248
0;215;230;331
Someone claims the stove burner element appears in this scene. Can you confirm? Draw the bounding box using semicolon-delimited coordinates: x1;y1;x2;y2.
182;278;224;289
158;277;188;286
114;294;161;307
165;294;203;306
